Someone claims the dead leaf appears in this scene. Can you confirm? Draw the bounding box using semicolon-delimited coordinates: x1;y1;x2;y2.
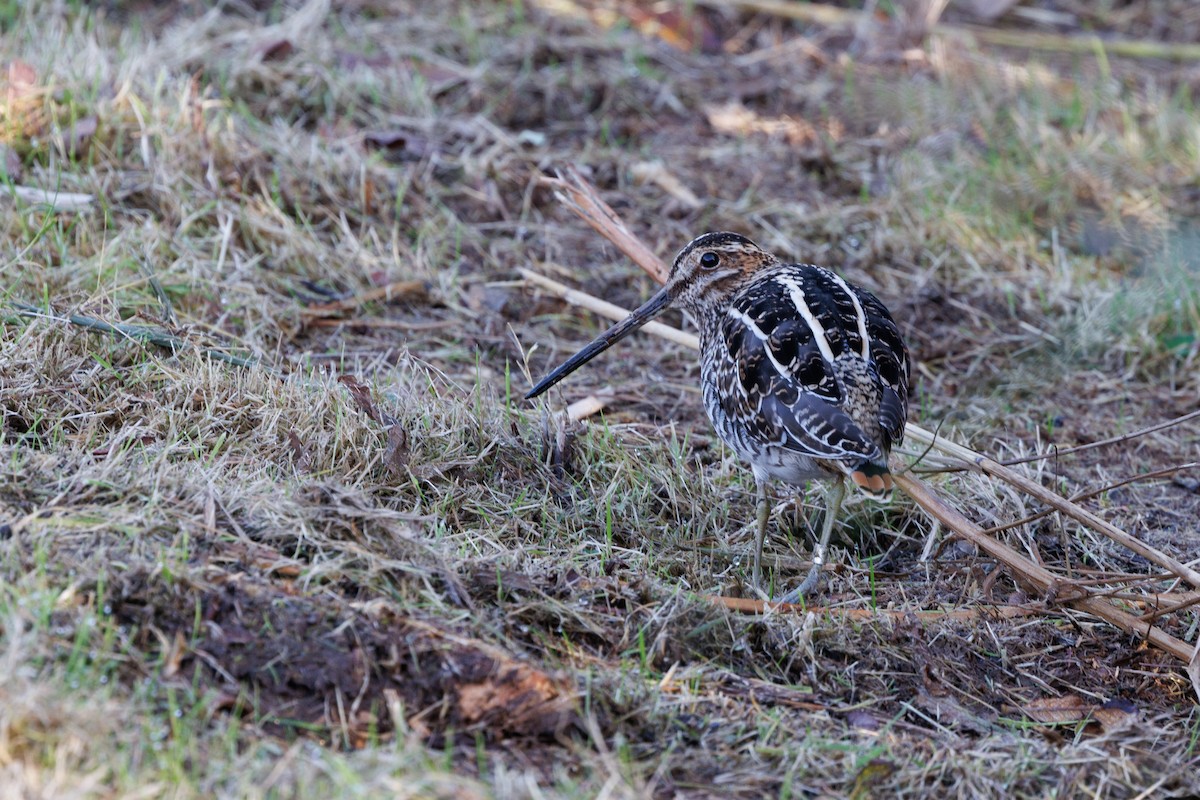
286;430;312;471
455;663;569;733
4;59;38;102
566;392;611;423
0;144;22;181
336;50;391;70
4;60;46;138
594;2;722;53
1024;694;1090;724
846;709;881;732
1093;698;1138;732
402;57;465;89
384;424;409;476
68;115;98;159
162;629;187;678
257;38;294;61
850;759;896;800
703;101;821;147
1172;474;1199;493
338;375;382;423
363;129;432;161
920;662;950;697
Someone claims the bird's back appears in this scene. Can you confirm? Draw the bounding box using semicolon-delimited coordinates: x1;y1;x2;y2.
698;262;910;492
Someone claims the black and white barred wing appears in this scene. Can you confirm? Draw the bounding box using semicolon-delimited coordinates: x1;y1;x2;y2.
717;266;885;464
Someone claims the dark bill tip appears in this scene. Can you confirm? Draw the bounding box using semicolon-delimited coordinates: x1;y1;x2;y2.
526;285;674;400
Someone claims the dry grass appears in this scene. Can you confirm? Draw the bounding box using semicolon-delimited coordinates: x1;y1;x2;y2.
2;0;1199;797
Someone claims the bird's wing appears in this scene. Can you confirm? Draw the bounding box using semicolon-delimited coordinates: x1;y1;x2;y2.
717;268;884;463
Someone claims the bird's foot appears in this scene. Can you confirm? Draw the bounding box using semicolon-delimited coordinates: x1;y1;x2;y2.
774;560;823;605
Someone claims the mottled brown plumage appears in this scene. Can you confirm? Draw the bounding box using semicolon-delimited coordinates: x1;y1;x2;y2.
528;232;910;600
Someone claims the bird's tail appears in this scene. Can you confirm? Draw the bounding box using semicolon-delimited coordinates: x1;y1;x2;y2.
848;459;893;498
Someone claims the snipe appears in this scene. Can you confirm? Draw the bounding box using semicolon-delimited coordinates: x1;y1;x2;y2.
527;232;910;601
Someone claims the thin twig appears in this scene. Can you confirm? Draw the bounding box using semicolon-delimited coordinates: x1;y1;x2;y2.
1142;592;1200;623
3;184;95;211
895;471;1194;664
697;0;1200;61
998;409;1200;468
709;595;1040;621
983;462;1200;536
906;426;1200;592
8;301;258;369
520;268;698;349
300;279;427;316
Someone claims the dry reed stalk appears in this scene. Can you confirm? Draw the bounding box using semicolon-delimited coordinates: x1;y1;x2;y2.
708;595;1040;622
903;427;1200;590
300;280;427;316
519;268;698;348
697;0;1200;61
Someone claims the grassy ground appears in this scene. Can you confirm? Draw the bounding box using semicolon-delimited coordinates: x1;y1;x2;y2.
2;0;1199;797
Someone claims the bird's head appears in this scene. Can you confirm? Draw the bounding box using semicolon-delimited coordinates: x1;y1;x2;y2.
524;231;775;399
665;231;777;313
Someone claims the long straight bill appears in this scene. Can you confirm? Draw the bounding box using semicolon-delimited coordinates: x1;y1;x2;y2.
526;285;675;399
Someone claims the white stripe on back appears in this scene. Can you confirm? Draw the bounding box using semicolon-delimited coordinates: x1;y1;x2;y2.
824;271;871;360
775;274;837;365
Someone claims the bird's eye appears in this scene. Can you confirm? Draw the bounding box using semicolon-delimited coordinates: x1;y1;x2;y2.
699;252;720;269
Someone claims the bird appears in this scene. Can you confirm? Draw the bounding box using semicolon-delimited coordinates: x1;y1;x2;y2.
526;231;910;602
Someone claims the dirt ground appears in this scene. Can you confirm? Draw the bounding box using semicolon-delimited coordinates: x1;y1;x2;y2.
2;0;1199;797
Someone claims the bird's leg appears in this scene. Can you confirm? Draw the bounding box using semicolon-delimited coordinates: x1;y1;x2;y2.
751;475;770;598
778;478;845;604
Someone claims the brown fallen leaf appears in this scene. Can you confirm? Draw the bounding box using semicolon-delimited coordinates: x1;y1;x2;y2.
1092;698;1139;732
163;629;188;678
1024;693;1090;724
338;374;382;424
384;424;409;476
846;709;881;732
1;144;22;181
363;129;433;161
4;59;38;103
256;38;294;61
921;662;950;697
67;115;97;159
402;57;466;90
4;60;46;139
286;430;312;472
566;390;611;423
703;101;821;147
455;664;569;732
